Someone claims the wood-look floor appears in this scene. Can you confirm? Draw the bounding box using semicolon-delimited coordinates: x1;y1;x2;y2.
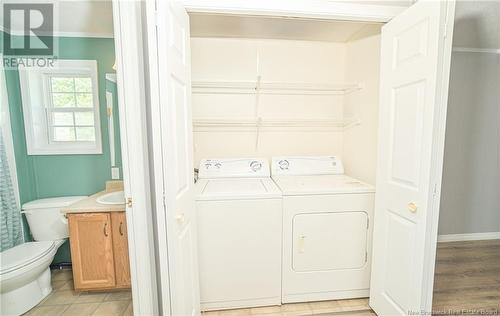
433;239;500;315
204;240;500;316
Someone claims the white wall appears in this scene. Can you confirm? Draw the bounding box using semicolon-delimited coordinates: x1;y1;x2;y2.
438;52;500;235
343;34;381;185
191;38;347;166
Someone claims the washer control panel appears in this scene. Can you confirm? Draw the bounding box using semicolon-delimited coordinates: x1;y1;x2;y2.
199;158;270;179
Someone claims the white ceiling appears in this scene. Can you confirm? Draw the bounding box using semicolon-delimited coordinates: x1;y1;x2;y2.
335;0;413;6
190;14;383;43
1;0;114;38
56;0;113;37
190;1;500;46
2;0;498;48
453;0;500;49
3;0;403;40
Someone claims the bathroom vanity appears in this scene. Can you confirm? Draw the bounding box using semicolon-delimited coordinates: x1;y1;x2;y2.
63;188;130;292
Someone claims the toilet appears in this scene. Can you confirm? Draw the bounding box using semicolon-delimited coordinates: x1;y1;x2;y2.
0;196;86;316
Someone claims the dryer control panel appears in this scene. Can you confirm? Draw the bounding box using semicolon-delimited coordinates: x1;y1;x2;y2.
271;156;344;176
198;158;270;179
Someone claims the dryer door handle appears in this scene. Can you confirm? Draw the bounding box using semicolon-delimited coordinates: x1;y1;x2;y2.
298;235;306;253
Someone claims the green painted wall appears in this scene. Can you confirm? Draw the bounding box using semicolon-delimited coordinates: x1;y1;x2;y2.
2;33;121;263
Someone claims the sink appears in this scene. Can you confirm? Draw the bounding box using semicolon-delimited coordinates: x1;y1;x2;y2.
96;191;125;205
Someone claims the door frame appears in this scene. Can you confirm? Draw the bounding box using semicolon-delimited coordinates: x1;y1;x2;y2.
420;1;456;309
139;1;409;314
113;0;454;314
111;1;159;315
180;0;408;22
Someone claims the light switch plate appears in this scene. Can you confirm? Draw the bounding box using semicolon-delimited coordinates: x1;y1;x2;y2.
111;167;120;180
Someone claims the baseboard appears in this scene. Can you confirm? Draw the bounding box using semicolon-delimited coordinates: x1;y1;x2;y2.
438;232;500;242
282;289;370;304
201;297;281;311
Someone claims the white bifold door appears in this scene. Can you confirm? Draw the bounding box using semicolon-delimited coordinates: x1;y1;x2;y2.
369;1;455;316
154;0;200;315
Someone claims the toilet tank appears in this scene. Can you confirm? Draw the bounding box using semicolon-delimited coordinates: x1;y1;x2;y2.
22;196;87;241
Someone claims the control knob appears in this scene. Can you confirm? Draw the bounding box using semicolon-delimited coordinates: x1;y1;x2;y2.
278;160;289;170
250;160;262;172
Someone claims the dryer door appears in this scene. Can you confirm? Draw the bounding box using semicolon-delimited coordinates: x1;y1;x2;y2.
281;193;374;302
293;212;368;272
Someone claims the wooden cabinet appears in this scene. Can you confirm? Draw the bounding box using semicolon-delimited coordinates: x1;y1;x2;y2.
68;212;131;291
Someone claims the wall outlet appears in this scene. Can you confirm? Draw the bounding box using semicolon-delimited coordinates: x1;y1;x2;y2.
111;167;120;180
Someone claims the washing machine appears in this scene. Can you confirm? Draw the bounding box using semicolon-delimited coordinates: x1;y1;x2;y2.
271;156;375;303
195;158;282;310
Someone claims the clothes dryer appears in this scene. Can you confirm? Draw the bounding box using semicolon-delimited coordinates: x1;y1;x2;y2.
271;156;375;303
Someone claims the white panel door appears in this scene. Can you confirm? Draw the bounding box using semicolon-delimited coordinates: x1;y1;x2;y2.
370;1;455;315
156;1;200;315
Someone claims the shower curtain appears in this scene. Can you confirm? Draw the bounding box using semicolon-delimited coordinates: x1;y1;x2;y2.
0;127;22;251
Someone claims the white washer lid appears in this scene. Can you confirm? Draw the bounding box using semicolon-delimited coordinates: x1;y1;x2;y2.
0;241;56;275
273;175;375;195
22;196;87;210
196;178;281;200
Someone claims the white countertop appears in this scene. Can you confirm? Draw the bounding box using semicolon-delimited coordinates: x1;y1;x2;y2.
62;191;126;214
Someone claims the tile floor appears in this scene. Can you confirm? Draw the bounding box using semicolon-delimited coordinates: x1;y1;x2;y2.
202;298;375;316
26;269;373;316
24;269;133;316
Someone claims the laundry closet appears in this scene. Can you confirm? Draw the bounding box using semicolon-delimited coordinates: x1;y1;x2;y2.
189;13;381;310
149;1;455;315
190;15;381;185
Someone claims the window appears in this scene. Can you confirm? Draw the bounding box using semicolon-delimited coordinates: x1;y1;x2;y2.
18;60;102;155
48;76;96;142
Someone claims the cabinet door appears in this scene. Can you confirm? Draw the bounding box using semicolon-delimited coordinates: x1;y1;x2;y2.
111;212;131;288
69;213;116;290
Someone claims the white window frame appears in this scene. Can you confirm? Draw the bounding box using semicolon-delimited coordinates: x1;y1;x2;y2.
18;59;102;155
44;74;98;144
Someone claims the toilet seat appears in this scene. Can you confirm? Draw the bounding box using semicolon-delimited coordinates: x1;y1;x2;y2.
0;241;56;275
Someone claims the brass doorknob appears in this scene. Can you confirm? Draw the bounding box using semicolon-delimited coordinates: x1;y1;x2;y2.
408;202;418;213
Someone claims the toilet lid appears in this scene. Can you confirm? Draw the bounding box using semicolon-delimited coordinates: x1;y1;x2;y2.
0;241;56;275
